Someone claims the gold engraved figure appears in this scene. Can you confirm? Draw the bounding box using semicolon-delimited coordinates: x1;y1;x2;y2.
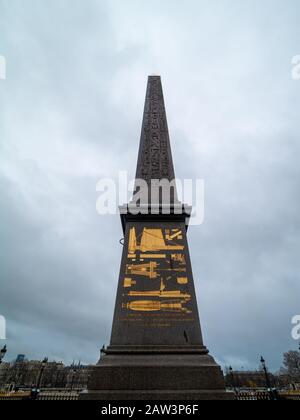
177;277;188;285
124;299;191;314
127;280;191;299
127;254;137;259
160;267;186;273
140;254;166;259
165;229;183;241
128;227;184;253
140;229;184;252
171;254;186;265
126;262;158;279
123;278;136;288
128;227;137;254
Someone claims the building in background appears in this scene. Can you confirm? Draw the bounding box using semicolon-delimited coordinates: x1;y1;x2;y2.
15;354;26;363
225;370;273;389
0;358;91;391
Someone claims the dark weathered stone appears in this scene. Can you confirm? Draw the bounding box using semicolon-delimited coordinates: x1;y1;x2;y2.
110;221;204;348
82;353;231;400
135;76;176;185
82;76;232;400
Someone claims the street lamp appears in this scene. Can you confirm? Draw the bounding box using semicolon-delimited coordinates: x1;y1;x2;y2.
260;355;278;400
260;356;271;390
229;366;237;393
100;345;106;360
0;345;7;364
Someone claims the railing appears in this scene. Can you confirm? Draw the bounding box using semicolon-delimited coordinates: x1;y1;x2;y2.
0;391;79;400
236;391;300;400
0;392;31;400
1;390;300;401
235;391;271;400
37;392;79;400
280;392;300;400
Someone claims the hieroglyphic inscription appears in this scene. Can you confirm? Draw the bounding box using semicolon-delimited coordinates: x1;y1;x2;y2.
138;77;174;183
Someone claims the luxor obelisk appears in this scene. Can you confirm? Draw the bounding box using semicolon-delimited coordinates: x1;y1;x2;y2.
83;76;230;400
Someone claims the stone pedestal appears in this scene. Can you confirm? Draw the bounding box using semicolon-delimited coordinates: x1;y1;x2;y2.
81;347;233;400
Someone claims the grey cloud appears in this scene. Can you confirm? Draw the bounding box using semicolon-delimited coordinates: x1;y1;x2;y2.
0;0;300;371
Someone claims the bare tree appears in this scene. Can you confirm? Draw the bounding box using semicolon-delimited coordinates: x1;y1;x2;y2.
281;351;300;379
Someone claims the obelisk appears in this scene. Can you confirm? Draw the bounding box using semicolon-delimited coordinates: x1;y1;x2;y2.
83;76;231;400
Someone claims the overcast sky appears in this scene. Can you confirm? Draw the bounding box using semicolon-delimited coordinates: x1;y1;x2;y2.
1;0;300;371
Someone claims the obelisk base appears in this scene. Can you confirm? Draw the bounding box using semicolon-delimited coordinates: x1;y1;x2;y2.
81;349;233;400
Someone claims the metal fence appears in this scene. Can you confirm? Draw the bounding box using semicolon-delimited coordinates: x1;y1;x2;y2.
0;391;31;400
37;392;79;400
1;390;300;401
0;391;79;400
236;391;300;400
235;391;272;400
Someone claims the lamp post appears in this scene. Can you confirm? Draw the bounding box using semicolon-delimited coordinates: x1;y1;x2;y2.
0;345;7;364
260;356;271;390
229;366;237;393
260;356;277;400
100;345;106;360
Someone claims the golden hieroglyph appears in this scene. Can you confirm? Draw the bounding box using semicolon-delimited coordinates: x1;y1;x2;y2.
126;262;158;279
126;279;190;299
171;253;186;265
122;225;191;316
140;254;166;259
165;229;183;241
123;278;136;288
177;277;188;285
128;227;184;253
123;299;191;314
